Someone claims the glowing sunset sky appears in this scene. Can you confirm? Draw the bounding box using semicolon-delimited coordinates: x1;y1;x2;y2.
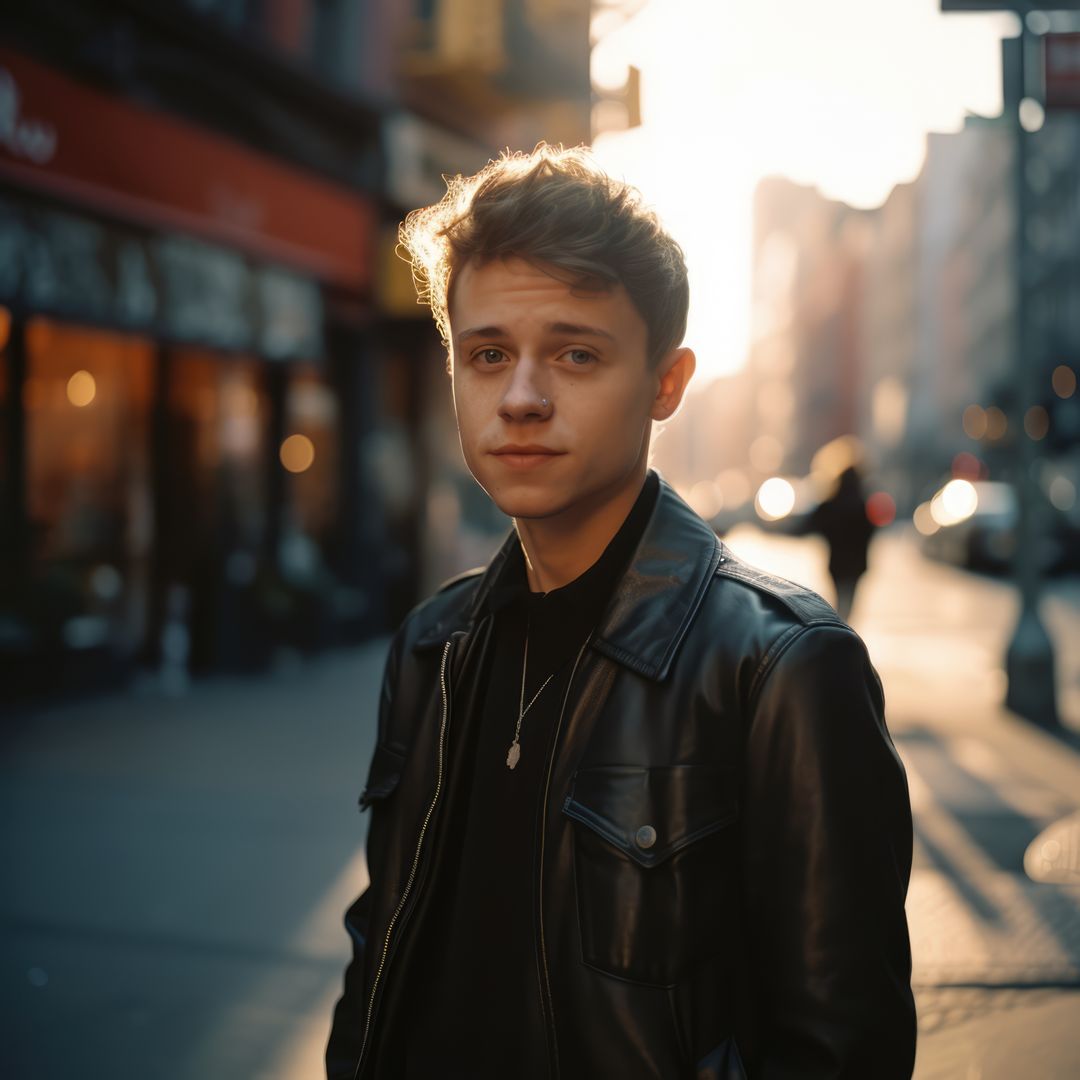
592;0;1016;381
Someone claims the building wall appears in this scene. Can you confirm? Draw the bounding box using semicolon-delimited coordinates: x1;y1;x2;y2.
742;104;1080;531
0;0;596;698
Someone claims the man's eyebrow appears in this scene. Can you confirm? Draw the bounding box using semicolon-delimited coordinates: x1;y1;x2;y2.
456;325;509;343
545;322;615;341
455;322;617;343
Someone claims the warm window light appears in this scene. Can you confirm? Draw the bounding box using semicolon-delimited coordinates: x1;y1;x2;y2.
1024;405;1049;441
1051;365;1076;399
962;404;987;440
984;406;1008;441
0;306;10;352
280;433;315;473
66;370;96;407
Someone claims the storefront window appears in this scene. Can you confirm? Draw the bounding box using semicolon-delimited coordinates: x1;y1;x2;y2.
277;366;339;587
0;307;11;575
162;349;268;670
0;306;10;498
284;368;338;534
24;318;154;659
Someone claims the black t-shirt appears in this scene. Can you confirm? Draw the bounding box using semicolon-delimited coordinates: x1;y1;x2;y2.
402;472;660;1078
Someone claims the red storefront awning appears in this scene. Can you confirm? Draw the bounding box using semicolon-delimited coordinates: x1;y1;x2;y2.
0;47;376;293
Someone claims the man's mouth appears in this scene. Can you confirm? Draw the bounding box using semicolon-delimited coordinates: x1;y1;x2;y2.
490;445;566;468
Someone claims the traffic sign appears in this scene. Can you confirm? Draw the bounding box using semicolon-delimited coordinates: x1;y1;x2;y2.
1044;32;1080;106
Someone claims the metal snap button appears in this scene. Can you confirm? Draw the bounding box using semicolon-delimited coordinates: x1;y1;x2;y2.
635;825;657;850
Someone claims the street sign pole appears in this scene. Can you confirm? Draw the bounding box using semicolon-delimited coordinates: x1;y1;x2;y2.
943;1;1061;728
1004;11;1060;728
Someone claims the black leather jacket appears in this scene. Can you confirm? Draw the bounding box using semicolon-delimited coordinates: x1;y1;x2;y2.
327;479;916;1079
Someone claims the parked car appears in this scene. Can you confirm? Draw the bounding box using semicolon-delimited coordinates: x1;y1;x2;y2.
919;480;1074;575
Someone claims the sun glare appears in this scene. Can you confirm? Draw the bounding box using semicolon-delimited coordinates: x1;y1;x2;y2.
593;0;1013;384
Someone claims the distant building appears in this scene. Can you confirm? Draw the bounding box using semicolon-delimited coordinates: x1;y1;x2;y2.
745;177;870;478
742;104;1079;528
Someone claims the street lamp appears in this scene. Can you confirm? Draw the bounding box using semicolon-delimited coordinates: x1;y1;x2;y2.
942;1;1080;729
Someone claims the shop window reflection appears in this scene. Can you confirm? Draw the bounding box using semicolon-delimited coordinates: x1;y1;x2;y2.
162;349;268;671
271;367;341;648
0;308;10;578
24;318;153;672
285;369;338;540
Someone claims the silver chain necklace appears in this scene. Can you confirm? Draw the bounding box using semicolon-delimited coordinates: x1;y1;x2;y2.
506;630;556;770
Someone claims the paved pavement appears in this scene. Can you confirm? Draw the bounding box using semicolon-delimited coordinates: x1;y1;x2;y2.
1;646;386;1080
725;525;1080;1080
2;525;1079;1078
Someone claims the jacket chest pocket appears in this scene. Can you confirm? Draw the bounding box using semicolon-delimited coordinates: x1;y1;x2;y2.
562;764;740;988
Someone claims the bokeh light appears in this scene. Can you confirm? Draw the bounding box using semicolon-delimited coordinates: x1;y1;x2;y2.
1051;365;1076;399
1048;475;1076;512
279;433;315;473
962;403;987;440
1018;96;1045;133
755;476;795;521
913;501;939;537
1024;405;1049;441
866;491;896;527
66;370;96;408
930;478;978;527
952;452;983;480
984;406;1008;441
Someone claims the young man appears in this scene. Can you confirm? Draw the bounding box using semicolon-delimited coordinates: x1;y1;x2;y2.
327;146;916;1079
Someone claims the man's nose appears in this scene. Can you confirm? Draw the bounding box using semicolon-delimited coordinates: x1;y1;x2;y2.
498;360;551;422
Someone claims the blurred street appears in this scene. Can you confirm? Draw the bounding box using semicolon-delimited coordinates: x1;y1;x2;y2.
3;525;1080;1079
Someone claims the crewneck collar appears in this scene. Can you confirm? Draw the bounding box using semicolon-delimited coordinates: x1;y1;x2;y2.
482;471;660;620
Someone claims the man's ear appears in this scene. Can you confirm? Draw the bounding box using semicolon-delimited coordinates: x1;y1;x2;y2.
650;347;696;421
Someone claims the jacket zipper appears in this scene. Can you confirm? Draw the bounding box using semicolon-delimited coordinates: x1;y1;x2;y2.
354;637;454;1079
536;636;591;1080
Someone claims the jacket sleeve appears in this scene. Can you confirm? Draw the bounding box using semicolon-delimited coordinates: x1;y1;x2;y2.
325;629;405;1080
740;624;916;1079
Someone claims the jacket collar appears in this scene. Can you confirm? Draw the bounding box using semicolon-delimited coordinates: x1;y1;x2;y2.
416;475;724;681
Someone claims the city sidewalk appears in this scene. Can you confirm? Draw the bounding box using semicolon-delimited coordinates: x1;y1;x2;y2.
1;642;389;1080
727;525;1080;1079
2;527;1078;1078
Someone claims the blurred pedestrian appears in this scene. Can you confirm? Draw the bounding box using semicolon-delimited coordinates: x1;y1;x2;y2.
809;464;876;621
327;146;915;1079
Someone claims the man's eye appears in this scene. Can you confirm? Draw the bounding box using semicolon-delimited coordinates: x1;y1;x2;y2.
477;349;505;365
565;349;596;366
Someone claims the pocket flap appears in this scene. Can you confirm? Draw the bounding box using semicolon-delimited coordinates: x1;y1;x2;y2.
358;743;406;811
562;765;739;868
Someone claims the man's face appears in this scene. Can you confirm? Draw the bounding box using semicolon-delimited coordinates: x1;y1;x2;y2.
448;256;661;523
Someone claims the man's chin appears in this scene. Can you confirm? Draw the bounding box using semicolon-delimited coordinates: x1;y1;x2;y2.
490;492;568;521
474;476;567;521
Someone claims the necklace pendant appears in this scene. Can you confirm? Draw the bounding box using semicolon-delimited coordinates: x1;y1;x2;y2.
506;740;521;770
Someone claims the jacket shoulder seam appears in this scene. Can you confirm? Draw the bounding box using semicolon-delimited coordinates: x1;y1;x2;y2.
713;560;841;627
747;622;862;716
